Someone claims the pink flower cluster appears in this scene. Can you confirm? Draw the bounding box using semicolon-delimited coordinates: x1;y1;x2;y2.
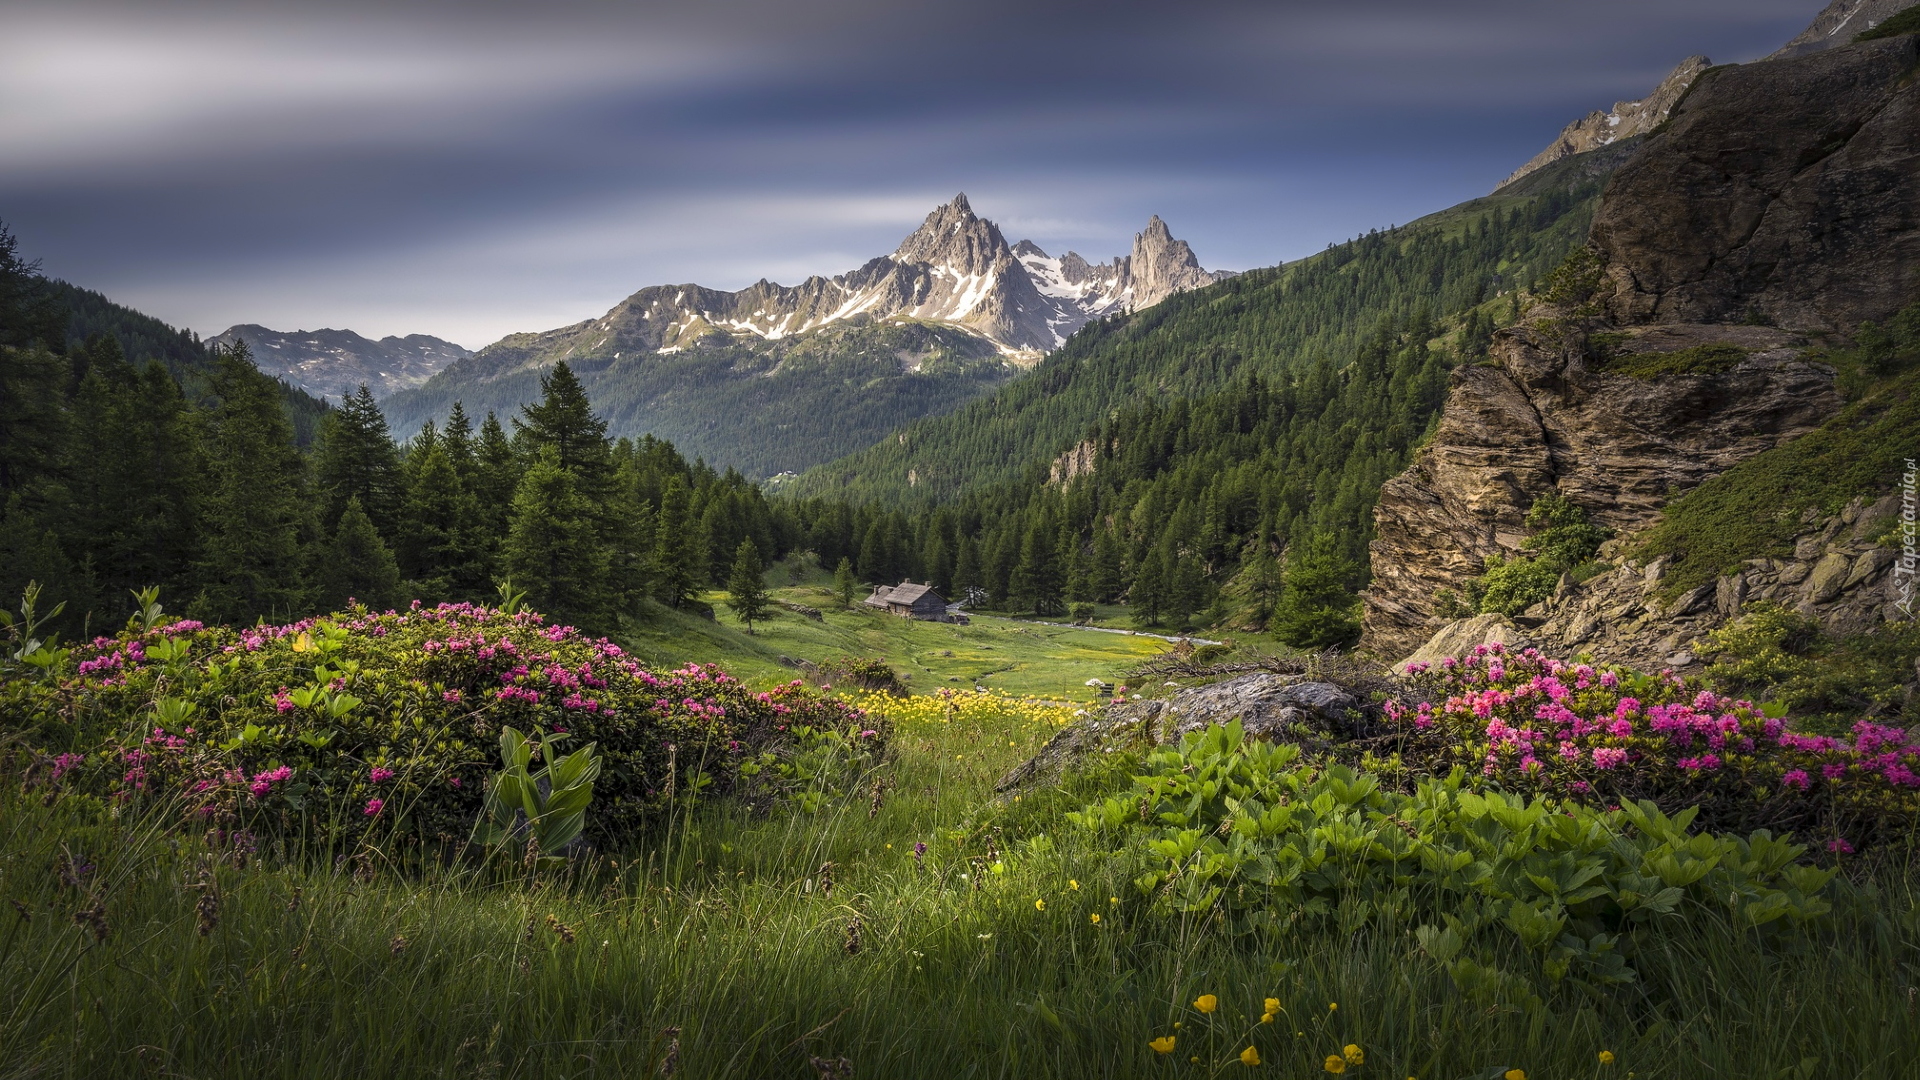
1391;643;1920;800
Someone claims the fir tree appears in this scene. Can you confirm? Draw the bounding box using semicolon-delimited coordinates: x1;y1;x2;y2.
315;496;401;612
725;539;771;633
314;385;403;534
652;478;697;608
502;449;608;627
191;344;311;623
834;556;858;609
1270;534;1362;649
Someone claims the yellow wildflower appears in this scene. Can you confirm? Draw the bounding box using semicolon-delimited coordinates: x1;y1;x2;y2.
1599;1051;1616;1065
1324;1055;1347;1075
1110;896;1119;905
1069;879;1079;890
1194;994;1218;1014
1264;997;1280;1016
1035;899;1046;911
1090;913;1101;924
1328;1002;1338;1012
1344;1045;1364;1065
1240;1046;1261;1067
1260;1013;1274;1024
1149;1036;1175;1055
1505;1072;1527;1080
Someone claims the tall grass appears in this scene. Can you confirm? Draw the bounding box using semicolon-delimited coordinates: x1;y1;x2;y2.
3;695;1917;1079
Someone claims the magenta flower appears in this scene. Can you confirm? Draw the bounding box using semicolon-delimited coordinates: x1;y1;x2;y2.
364;798;384;817
369;767;395;784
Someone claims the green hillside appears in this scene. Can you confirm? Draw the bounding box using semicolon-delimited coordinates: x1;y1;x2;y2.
51;280;331;445
790;172;1607;507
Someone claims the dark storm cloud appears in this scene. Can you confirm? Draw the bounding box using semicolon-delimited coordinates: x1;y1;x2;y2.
0;0;1825;346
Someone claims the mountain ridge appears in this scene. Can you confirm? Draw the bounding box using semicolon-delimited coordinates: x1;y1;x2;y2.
380;197;1226;475
212;324;473;400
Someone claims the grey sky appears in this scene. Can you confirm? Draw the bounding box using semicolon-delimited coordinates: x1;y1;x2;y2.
0;0;1824;348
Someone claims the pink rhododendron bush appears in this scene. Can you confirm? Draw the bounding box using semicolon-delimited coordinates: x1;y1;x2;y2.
1387;644;1920;850
5;602;882;850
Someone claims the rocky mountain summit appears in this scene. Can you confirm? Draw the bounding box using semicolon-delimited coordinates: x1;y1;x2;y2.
379;196;1227;475
212;324;471;400
1495;56;1711;193
1496;0;1918;194
460;195;1225;368
1770;0;1919;58
1365;30;1920;669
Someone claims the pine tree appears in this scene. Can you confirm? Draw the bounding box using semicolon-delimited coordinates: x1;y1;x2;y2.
652;478;697;608
725;539;771;633
834;556;858;609
471;411;521;538
1011;519;1063;616
315;496;401;611
313;385;402;535
191;344;312;623
502;449;608;627
395;442;480;597
513;362;613;494
1270;533;1362;649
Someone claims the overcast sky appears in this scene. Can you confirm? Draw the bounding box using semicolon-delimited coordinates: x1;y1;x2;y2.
1;0;1826;349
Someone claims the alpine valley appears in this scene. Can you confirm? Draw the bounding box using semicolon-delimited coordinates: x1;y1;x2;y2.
380;196;1229;477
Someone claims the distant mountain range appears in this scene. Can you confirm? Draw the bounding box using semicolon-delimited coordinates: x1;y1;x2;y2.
378;196;1226;475
211;325;472;400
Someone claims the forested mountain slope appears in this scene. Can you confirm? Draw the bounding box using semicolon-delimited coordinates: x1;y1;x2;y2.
789;159;1612;507
51;281;331;445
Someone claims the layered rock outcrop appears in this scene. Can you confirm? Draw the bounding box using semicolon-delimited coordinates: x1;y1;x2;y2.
1363;33;1920;663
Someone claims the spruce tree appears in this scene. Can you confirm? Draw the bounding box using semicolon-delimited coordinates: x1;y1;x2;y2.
652;477;697;608
191;344;311;623
1270;534;1362;649
834;556;858;609
513;362;612;493
502;449;608;627
395;442;480;598
313;385;402;535
1011;519;1062;616
725;539;771;633
315;496;401;612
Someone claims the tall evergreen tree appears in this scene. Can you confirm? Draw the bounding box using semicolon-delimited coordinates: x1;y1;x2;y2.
314;385;402;534
191;343;312;623
1270;533;1362;649
725;539;771;633
502;449;608;627
834;556;858;609
315;496;401;612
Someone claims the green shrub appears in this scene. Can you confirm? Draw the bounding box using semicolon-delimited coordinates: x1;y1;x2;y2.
1703;604;1920;736
1456;494;1610;617
13;601;882;851
1606;343;1750;379
1856;5;1920;41
1070;721;1836;991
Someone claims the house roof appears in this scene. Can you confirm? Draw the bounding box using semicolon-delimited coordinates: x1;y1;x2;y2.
885;581;942;605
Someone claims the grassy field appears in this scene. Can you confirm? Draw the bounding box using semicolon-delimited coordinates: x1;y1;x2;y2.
7;679;1919;1079
617;576;1172;699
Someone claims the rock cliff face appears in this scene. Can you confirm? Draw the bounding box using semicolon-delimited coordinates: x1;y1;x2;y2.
1362;33;1920;663
1496;56;1711;193
1770;0;1919;58
1362;324;1842;658
1593;36;1920;332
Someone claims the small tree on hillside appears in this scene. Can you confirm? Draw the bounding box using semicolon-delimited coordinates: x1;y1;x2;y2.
726;539;771;633
315;496;400;612
834;556;858;609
